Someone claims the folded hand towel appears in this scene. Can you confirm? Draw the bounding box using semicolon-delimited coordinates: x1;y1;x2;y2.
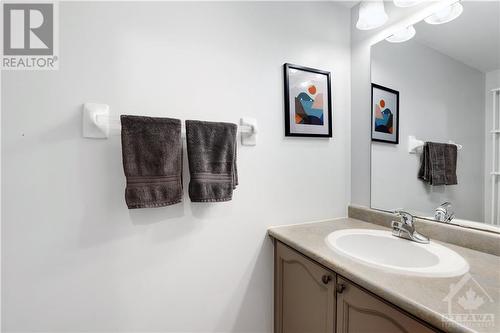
418;142;457;186
444;143;458;185
121;115;183;208
186;120;238;202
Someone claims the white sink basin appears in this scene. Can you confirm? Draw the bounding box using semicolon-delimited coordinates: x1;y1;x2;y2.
325;229;469;277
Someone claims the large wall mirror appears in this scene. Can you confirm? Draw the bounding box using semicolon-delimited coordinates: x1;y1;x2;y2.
370;1;500;232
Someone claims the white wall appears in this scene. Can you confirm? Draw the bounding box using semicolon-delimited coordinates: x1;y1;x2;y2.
371;40;485;221
1;2;351;332
485;70;500;224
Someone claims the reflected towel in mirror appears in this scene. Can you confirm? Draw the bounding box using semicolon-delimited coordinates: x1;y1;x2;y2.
418;142;458;186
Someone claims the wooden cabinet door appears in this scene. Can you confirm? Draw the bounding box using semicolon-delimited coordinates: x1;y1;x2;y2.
275;241;336;333
336;277;437;333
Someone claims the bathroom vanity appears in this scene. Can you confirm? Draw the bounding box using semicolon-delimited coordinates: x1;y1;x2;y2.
269;215;500;333
274;241;436;333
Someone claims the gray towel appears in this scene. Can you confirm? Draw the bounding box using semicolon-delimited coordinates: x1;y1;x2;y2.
418;142;457;186
121;115;183;208
186;120;238;202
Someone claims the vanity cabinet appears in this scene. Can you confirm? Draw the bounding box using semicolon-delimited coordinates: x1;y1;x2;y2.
274;240;336;333
336;276;436;333
274;241;438;333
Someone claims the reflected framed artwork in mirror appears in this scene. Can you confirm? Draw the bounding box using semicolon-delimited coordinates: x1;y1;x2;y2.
371;83;399;144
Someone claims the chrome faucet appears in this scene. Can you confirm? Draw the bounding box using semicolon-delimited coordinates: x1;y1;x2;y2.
434;202;455;223
391;210;429;244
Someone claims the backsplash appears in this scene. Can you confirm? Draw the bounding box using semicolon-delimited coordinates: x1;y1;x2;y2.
348;205;500;256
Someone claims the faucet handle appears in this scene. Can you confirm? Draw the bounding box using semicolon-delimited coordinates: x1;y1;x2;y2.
440;201;452;209
434;202;454;223
393;209;414;225
391;210;429;244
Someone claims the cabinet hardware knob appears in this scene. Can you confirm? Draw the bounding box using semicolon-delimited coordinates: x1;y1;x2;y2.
336;283;346;293
321;275;332;284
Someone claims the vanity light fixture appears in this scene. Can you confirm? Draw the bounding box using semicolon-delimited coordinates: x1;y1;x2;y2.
393;0;422;8
424;1;464;25
386;25;416;43
356;1;388;30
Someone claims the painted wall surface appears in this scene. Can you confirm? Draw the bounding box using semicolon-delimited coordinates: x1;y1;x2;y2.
371;40;485;221
1;2;351;332
485;70;500;224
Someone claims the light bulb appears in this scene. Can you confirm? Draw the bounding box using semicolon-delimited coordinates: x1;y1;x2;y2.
424;2;463;25
356;1;388;30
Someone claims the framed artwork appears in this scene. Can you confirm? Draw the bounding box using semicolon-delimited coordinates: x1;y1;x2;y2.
284;63;332;137
371;83;399;144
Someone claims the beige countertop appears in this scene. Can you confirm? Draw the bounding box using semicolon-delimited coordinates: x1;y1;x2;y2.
268;218;500;333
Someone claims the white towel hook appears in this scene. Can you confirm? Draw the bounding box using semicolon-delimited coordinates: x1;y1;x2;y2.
82;103;110;139
408;135;424;154
82;103;258;146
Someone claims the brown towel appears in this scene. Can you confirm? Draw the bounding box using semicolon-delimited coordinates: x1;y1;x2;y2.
120;115;183;208
418;142;457;186
186;120;238;202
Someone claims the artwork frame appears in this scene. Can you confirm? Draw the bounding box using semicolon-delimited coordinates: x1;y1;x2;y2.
371;83;399;144
284;63;332;138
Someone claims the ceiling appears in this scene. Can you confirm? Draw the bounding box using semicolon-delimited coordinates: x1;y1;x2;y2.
414;1;500;73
